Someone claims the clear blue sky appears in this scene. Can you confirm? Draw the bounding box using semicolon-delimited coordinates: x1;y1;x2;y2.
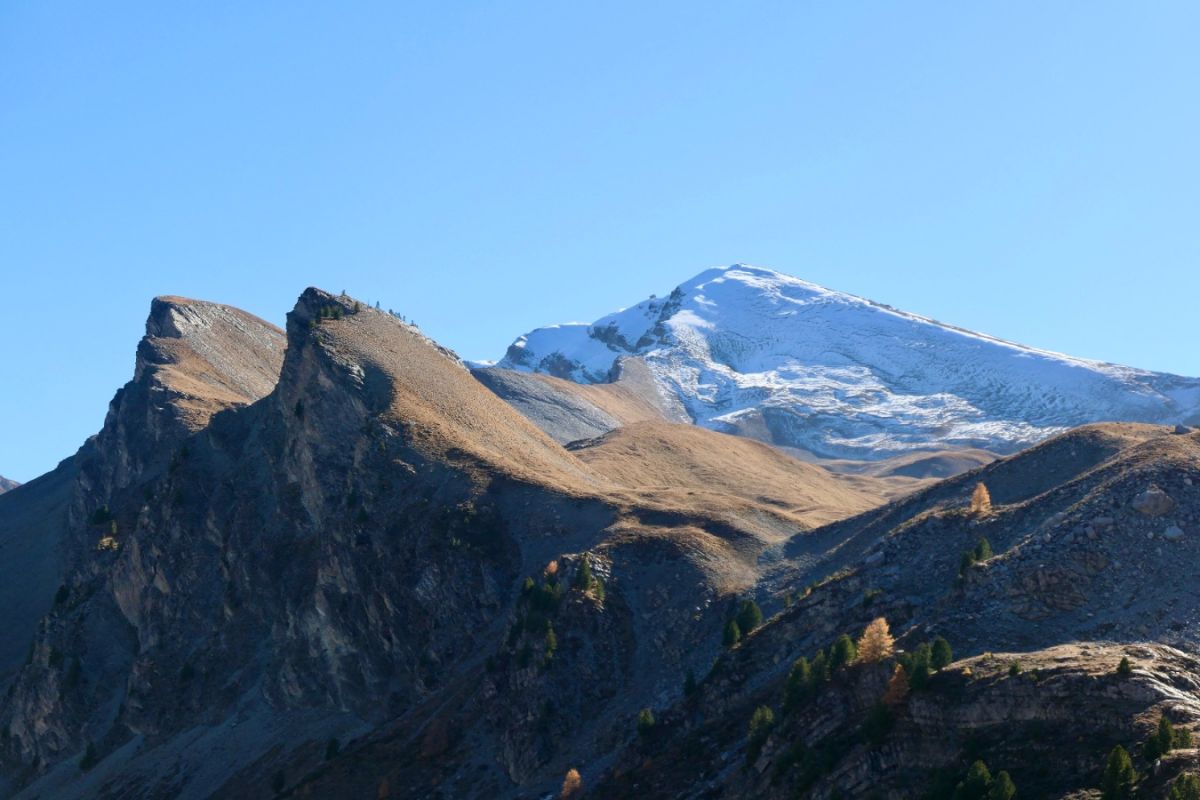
3;2;1199;482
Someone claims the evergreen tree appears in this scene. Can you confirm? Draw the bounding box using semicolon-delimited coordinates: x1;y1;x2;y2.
988;771;1016;800
736;599;764;634
831;634;858;670
955;760;992;800
974;537;993;561
723;620;742;647
573;555;594;590
811;649;831;683
959;550;977;578
1116;656;1132;676
746;705;775;764
1101;745;1136;800
784;656;812;713
857;617;895;663
932;636;954;670
1171;774;1200;800
900;642;933;690
637;708;655;735
1147;715;1177;761
1008;661;1021;677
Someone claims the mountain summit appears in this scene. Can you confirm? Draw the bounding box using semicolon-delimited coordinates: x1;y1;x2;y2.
498;265;1200;458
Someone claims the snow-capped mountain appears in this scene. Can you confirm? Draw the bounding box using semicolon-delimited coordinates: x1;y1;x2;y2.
497;265;1200;458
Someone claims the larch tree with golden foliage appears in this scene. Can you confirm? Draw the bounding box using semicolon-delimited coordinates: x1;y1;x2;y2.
857;617;895;663
970;482;992;515
559;768;583;799
883;662;909;707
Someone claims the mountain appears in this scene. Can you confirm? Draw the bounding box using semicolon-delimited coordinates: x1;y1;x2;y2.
0;289;887;800
591;422;1200;798
497;265;1200;459
0;476;19;494
5;284;1200;800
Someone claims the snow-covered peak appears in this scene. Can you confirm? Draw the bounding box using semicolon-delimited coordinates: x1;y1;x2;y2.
497;265;1200;459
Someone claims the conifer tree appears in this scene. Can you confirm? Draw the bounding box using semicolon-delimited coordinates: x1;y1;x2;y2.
1171;774;1200;800
831;634;858;670
746;705;775;764
932;636;953;670
723;620;741;647
956;760;992;800
559;767;583;799
573;555;594;590
974;537;993;561
736;599;764;634
1101;745;1137;800
784;656;812;713
988;771;1016;800
883;663;909;707
637;708;655;735
970;482;992;514
857;617;895;663
811;649;831;683
1117;656;1133;676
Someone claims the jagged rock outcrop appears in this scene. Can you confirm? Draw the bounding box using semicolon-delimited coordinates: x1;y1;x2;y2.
0;476;19;494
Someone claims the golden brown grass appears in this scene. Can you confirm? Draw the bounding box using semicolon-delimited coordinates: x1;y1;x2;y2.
571;421;887;528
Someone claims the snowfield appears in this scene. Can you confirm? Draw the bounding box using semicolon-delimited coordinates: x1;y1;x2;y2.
497;265;1200;459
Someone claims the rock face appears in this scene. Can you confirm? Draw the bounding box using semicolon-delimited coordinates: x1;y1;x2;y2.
0;476;19;494
596;644;1200;799
497;265;1200;459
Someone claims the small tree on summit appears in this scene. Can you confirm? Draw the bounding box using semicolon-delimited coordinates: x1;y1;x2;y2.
970;482;993;515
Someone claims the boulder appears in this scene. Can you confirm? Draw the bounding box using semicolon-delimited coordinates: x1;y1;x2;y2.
1164;524;1186;541
1133;485;1176;518
1174;424;1192;434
